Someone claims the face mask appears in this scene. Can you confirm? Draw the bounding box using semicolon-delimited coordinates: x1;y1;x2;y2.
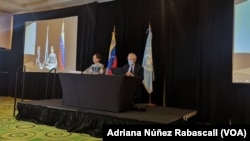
128;60;134;66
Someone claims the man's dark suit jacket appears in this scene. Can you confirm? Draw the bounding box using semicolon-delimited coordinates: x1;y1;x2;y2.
122;64;144;80
122;63;144;103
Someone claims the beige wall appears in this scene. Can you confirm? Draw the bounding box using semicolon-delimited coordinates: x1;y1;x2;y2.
0;13;12;49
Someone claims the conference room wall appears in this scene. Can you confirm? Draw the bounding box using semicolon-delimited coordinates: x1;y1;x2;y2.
0;14;12;49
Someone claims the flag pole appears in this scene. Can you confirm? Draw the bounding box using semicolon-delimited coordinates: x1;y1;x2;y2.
142;22;155;106
147;93;155;106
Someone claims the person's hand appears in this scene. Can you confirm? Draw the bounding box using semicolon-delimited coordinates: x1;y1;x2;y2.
125;71;134;77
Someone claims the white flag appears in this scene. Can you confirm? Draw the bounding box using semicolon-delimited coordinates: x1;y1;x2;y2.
43;25;49;65
142;24;155;94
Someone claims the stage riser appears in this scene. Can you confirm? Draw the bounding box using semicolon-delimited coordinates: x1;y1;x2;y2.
16;102;159;137
15;99;196;137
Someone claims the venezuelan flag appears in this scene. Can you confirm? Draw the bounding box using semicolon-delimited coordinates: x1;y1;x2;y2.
106;27;117;75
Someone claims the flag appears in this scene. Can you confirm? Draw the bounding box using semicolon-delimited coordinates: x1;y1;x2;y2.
106;27;117;75
43;24;49;66
58;21;65;71
142;24;155;94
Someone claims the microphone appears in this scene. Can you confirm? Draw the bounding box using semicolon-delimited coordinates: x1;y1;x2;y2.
16;65;26;72
48;68;56;73
76;63;84;74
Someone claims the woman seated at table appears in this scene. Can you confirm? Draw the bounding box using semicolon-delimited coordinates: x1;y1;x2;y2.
82;53;104;74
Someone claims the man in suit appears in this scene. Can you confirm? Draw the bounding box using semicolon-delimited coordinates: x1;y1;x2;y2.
122;53;143;79
122;53;144;103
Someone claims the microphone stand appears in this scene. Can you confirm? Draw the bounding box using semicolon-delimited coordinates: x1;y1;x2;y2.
13;65;26;117
78;63;83;74
45;68;57;99
21;65;26;102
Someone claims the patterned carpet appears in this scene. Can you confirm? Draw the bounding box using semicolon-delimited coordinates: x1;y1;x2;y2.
0;96;102;141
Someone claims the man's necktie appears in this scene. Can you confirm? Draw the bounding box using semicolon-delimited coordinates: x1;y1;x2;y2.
130;66;134;74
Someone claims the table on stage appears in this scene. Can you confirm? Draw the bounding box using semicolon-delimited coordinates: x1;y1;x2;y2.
58;73;141;112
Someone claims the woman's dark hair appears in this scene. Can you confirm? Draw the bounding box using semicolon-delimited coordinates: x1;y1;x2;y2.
94;53;102;60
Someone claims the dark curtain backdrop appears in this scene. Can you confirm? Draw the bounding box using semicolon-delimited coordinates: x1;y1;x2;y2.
0;49;9;95
9;0;250;124
196;0;233;124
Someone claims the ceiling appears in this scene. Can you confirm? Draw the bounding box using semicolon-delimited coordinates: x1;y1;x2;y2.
0;0;113;15
0;0;245;16
0;0;246;16
235;0;247;4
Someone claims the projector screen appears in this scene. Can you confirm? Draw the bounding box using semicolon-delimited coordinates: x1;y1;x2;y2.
23;16;78;73
233;0;250;83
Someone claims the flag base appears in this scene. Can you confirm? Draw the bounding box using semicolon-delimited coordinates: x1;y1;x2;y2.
146;103;156;106
147;94;156;106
